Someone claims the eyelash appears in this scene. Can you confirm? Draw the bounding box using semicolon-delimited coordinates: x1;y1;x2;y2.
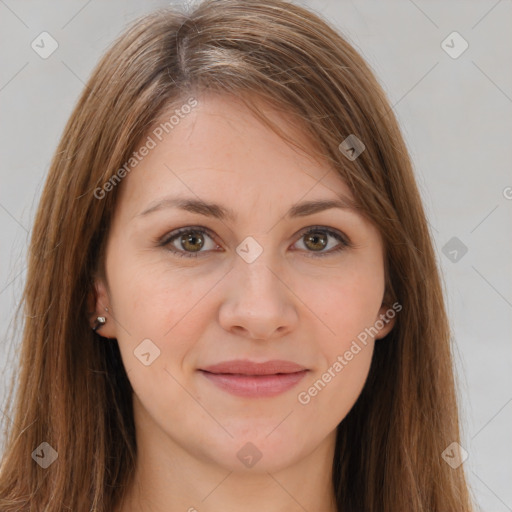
158;225;352;259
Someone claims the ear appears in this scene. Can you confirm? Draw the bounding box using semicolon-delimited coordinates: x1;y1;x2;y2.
87;277;117;339
373;302;398;340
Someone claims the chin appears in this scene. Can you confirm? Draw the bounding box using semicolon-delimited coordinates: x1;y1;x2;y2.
203;433;304;474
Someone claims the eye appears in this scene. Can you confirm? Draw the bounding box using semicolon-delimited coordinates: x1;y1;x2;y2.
159;225;352;259
159;226;219;258
292;226;351;257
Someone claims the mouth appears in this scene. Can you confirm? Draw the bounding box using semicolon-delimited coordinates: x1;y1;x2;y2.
198;359;309;398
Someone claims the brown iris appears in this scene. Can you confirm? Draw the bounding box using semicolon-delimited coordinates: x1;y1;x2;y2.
179;231;205;252
303;231;328;251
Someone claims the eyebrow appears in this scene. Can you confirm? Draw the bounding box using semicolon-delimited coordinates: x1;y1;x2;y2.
137;196;360;221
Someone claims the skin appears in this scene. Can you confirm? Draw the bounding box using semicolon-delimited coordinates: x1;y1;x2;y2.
91;92;395;512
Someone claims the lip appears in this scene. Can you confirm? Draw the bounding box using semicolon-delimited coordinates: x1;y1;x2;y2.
198;359;309;398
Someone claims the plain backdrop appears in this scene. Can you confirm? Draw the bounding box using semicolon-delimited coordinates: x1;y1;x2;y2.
0;1;511;510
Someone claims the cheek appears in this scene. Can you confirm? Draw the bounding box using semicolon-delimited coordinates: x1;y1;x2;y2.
107;249;212;329
297;281;378;425
304;256;385;344
296;257;383;413
106;252;224;377
315;343;374;426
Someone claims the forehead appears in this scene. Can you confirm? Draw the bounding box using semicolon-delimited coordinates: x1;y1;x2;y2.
115;92;362;220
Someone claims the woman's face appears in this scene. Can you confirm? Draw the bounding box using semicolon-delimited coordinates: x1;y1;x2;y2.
94;93;395;473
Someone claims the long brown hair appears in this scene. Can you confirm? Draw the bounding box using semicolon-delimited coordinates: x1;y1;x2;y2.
0;0;476;510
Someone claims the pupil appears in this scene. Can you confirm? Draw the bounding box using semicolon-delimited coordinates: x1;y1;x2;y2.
306;232;327;251
182;232;203;252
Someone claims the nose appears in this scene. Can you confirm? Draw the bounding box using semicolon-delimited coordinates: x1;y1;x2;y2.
218;250;299;341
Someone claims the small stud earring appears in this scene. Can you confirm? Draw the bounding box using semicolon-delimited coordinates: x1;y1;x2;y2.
92;316;106;332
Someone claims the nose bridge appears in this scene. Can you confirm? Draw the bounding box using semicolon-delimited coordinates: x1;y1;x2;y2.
218;234;298;339
233;236;284;304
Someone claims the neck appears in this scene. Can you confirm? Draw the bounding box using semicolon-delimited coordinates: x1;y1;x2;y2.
117;404;338;512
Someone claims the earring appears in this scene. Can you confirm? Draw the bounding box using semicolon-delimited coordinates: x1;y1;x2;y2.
92;316;106;332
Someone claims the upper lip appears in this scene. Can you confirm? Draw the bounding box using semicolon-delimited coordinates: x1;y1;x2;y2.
199;359;308;375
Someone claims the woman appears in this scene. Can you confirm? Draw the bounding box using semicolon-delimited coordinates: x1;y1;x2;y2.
0;0;476;510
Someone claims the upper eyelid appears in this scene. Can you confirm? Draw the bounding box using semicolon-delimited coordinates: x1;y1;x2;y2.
160;225;217;245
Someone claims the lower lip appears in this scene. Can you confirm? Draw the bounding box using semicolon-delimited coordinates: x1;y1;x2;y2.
199;370;308;397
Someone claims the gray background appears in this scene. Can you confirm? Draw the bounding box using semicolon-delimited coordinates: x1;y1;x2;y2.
1;1;511;510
